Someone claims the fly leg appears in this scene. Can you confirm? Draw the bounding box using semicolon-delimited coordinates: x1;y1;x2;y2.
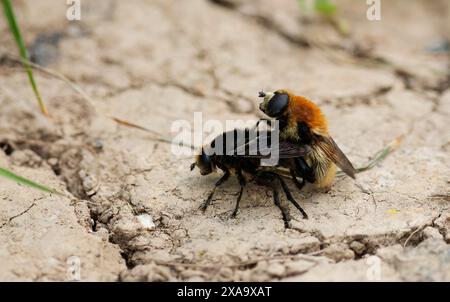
294;157;315;184
256;171;292;228
199;169;230;212
289;168;306;191
272;184;291;228
231;169;246;218
285;158;308;191
277;174;308;219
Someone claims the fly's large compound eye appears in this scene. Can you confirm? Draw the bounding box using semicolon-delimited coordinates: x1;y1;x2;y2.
266;93;289;117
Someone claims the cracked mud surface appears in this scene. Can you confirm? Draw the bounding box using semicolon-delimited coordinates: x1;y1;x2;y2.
0;0;449;281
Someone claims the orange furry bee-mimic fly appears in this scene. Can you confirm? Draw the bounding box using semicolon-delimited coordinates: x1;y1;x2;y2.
258;89;357;190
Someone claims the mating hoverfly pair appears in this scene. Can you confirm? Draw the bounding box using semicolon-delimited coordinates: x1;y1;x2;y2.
190;89;357;227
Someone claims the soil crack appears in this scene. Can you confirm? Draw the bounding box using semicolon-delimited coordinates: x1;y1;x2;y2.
0;202;36;229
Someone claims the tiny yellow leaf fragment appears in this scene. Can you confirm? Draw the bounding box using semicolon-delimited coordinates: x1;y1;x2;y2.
386;209;400;215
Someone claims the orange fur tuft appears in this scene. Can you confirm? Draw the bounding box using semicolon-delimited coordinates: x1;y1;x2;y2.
275;89;328;135
288;94;328;135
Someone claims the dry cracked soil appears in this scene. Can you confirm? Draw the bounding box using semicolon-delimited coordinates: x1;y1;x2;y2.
0;0;449;281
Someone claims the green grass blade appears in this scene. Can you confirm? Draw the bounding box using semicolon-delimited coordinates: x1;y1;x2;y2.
0;167;61;195
2;0;48;116
297;0;307;12
314;0;337;16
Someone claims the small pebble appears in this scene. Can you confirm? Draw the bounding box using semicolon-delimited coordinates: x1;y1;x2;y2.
349;241;366;255
137;214;155;230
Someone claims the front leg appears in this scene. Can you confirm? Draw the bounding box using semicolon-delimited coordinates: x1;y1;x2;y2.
231;169;246;218
199;169;230;212
255;118;272;129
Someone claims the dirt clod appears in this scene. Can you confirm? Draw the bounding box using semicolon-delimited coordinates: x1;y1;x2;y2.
322;243;355;262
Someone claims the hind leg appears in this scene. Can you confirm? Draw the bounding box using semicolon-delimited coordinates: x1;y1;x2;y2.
277;174;308;219
256;171;292;228
199;169;230;212
231;169;246;218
